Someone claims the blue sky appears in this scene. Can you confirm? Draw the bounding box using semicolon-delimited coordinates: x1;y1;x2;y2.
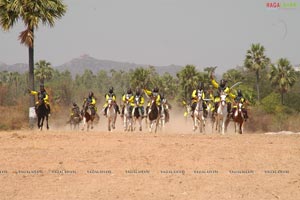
0;0;299;73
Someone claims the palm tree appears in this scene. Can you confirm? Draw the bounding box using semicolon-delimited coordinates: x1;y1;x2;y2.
130;67;152;90
0;0;67;108
176;65;202;101
244;43;270;102
223;69;244;86
268;58;297;105
35;60;54;85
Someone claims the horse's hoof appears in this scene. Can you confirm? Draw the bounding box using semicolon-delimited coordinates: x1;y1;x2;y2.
139;127;142;131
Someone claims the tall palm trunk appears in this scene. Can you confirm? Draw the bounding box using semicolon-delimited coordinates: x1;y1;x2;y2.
255;70;260;102
28;28;35;107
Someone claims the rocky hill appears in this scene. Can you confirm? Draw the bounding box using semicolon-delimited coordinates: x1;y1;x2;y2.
0;55;183;77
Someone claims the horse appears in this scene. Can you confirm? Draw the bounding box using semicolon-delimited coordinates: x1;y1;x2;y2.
215;93;229;134
35;99;49;130
123;100;133;132
147;97;160;133
132;96;143;131
232;102;244;134
69;114;82;130
192;98;205;133
81;103;96;131
159;100;170;129
106;98;117;132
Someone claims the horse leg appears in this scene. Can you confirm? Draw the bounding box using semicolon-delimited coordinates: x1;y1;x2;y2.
149;120;153;133
46;115;49;130
199;118;203;133
154;117;160;133
139;118;142;131
40;116;44;131
240;121;243;134
107;118;111;131
123;116;127;131
37;117;40;129
82;117;86;131
193;116;197;131
91;119;94;129
234;121;237;134
225;117;230;133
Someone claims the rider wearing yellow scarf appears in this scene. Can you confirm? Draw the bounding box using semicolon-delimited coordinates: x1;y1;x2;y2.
28;84;51;115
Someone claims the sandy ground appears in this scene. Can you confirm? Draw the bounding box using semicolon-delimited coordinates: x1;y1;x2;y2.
0;114;300;200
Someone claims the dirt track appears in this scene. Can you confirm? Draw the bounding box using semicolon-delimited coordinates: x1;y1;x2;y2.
0;116;300;200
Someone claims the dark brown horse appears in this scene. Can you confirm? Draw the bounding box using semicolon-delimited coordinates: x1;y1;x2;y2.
36;99;49;130
81;103;96;131
147;97;160;133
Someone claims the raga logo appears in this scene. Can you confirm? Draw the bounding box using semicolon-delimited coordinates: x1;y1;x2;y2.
266;2;298;9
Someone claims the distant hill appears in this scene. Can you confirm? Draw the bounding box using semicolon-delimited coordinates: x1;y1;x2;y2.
0;55;183;77
57;55;183;77
0;62;28;73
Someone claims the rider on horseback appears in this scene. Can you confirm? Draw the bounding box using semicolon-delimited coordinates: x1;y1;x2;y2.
191;82;208;118
231;89;249;121
28;84;51;116
103;87;120;116
82;91;97;115
70;102;81;118
144;87;162;114
121;88;134;117
133;88;145;117
210;73;234;116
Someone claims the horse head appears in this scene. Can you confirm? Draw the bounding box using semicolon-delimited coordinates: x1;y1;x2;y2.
220;93;227;107
134;96;140;107
108;97;114;108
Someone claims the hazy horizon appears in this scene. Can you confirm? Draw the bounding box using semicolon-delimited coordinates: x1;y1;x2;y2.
0;0;299;74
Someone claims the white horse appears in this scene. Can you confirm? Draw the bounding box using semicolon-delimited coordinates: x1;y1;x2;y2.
106;98;117;132
216;93;228;134
123;101;133;132
193;98;206;133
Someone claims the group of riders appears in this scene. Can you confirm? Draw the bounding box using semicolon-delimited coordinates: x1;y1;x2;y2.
28;84;170;122
28;72;248;126
67;86;171;123
190;73;248;121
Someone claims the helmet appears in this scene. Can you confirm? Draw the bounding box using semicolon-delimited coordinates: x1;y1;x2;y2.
88;91;94;97
198;82;204;90
153;87;159;93
40;84;45;91
237;89;242;96
220;79;226;88
127;88;132;94
109;87;114;93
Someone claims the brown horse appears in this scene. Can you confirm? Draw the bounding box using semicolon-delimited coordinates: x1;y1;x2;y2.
81;103;96;131
232;102;244;134
147;97;160;133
